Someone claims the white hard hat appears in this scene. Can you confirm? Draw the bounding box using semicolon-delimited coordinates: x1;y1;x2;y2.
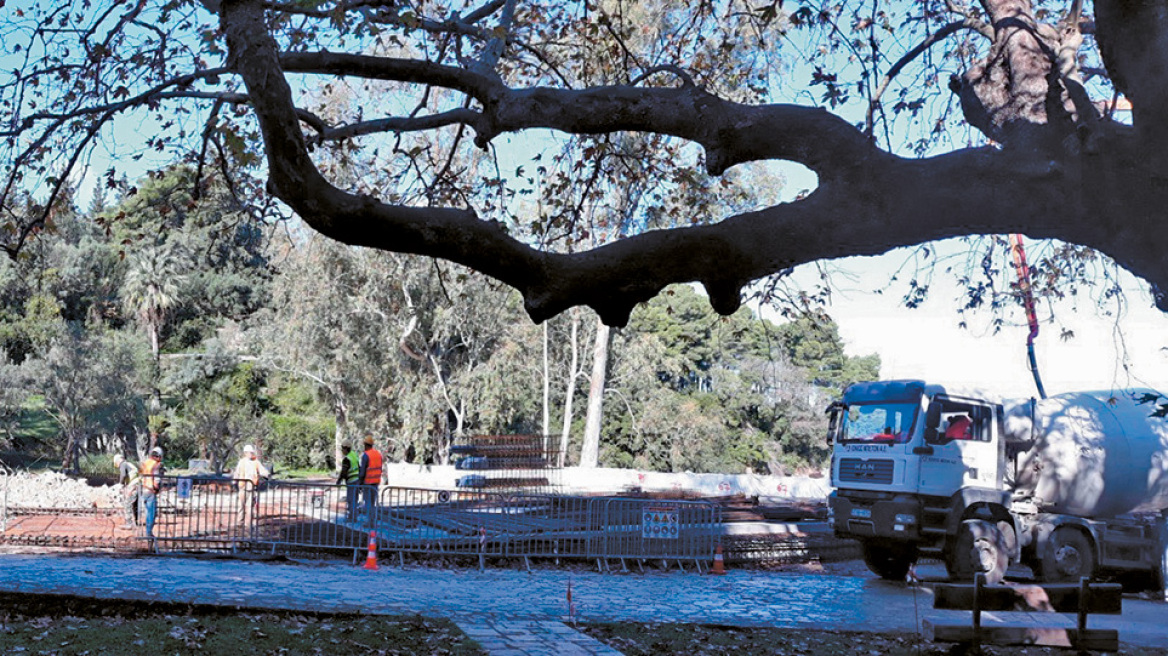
150;447;163;457
113;453;124;463
243;444;255;454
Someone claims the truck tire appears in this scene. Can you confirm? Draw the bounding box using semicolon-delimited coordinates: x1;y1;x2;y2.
861;542;917;581
1041;527;1096;582
946;519;1009;584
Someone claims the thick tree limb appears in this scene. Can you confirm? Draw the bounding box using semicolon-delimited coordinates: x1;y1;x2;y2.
1095;0;1168;149
222;0;1168;325
278;51;868;175
307;109;484;143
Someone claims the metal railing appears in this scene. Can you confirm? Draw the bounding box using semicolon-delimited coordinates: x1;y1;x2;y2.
3;474;722;570
137;475;259;549
0;463;9;532
587;497;720;572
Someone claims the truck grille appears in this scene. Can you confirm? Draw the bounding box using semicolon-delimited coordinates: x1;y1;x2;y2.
838;458;894;484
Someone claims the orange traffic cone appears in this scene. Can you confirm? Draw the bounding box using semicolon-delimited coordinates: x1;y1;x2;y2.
711;543;727;575
364;530;379;570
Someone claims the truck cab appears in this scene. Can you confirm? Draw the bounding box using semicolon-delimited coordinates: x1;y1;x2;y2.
828;380;1012;581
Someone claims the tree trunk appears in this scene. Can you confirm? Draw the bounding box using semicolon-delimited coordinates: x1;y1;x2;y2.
332;394;348;476
61;431;78;473
559;309;580;468
580;318;611;468
147;320;160;362
429;352;463;465
542;321;550;450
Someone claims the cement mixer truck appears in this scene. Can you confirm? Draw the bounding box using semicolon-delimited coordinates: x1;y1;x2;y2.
826;380;1168;585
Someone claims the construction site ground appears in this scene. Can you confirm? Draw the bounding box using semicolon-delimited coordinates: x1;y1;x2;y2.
0;551;1166;655
4;475;1164;654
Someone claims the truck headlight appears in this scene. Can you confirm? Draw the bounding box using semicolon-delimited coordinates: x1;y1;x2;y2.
894;513;916;525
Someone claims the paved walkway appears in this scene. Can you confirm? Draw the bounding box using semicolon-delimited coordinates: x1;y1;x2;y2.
0;553;1164;654
457;619;621;656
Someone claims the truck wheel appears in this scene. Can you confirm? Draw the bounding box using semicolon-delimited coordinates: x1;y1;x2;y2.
946;519;1009;584
1041;528;1096;582
861;542;917;580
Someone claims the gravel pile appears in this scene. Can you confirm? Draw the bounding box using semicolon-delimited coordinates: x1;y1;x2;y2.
1;471;122;509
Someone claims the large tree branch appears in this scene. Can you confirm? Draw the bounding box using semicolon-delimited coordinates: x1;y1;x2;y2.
222;0;1168;327
278;51;868;176
1095;0;1168;150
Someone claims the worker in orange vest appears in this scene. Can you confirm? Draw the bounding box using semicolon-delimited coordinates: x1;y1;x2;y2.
139;447;164;539
357;434;383;526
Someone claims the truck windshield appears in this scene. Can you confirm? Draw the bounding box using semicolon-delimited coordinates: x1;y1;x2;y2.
841;403;917;444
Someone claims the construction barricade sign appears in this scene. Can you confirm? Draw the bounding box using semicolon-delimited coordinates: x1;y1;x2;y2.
642;506;680;539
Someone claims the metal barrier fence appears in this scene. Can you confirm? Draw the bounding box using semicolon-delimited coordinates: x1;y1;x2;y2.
0;464;9;533
137;475;259;549
140;477;721;570
588;497;720;572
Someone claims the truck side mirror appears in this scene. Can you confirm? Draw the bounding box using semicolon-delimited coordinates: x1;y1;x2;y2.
923;403;941;443
825;402;844;445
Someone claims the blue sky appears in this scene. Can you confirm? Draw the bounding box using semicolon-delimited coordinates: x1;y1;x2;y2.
782;244;1168;399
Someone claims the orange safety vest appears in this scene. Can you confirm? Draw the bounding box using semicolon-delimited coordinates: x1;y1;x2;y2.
140;459;162;492
363;449;383;485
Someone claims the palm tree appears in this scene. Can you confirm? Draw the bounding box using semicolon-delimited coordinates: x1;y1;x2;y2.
122;242;184;362
122;243;185;439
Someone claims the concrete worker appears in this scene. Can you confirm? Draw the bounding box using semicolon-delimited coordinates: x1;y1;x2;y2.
139;447;164;540
113;453;140;529
336;443;361;522
232;444;270;536
357;434;383;526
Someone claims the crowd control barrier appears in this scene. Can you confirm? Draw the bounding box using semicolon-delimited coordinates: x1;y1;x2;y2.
138;477;720;569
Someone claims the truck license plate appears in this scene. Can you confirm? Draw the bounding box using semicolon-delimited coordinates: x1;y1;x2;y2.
852;508;871;518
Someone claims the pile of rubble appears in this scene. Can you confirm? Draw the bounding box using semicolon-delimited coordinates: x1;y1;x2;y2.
1;471;121;509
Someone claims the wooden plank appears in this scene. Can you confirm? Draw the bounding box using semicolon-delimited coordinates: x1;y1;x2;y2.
932;583;1123;614
924;621;1118;651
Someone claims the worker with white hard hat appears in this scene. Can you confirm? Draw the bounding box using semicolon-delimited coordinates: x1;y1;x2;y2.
113;453;140;529
232;443;269;534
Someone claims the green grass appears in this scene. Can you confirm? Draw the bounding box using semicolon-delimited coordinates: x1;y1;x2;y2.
0;611;486;656
271;467;333;481
16;395;57;442
581;623;1168;656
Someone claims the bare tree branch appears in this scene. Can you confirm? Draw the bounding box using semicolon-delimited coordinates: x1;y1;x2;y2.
867;19;990;135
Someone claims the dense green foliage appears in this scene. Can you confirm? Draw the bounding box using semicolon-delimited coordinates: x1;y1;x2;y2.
0;166;877;475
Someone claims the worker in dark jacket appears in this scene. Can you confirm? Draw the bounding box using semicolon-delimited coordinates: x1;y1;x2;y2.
336;443;361;521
